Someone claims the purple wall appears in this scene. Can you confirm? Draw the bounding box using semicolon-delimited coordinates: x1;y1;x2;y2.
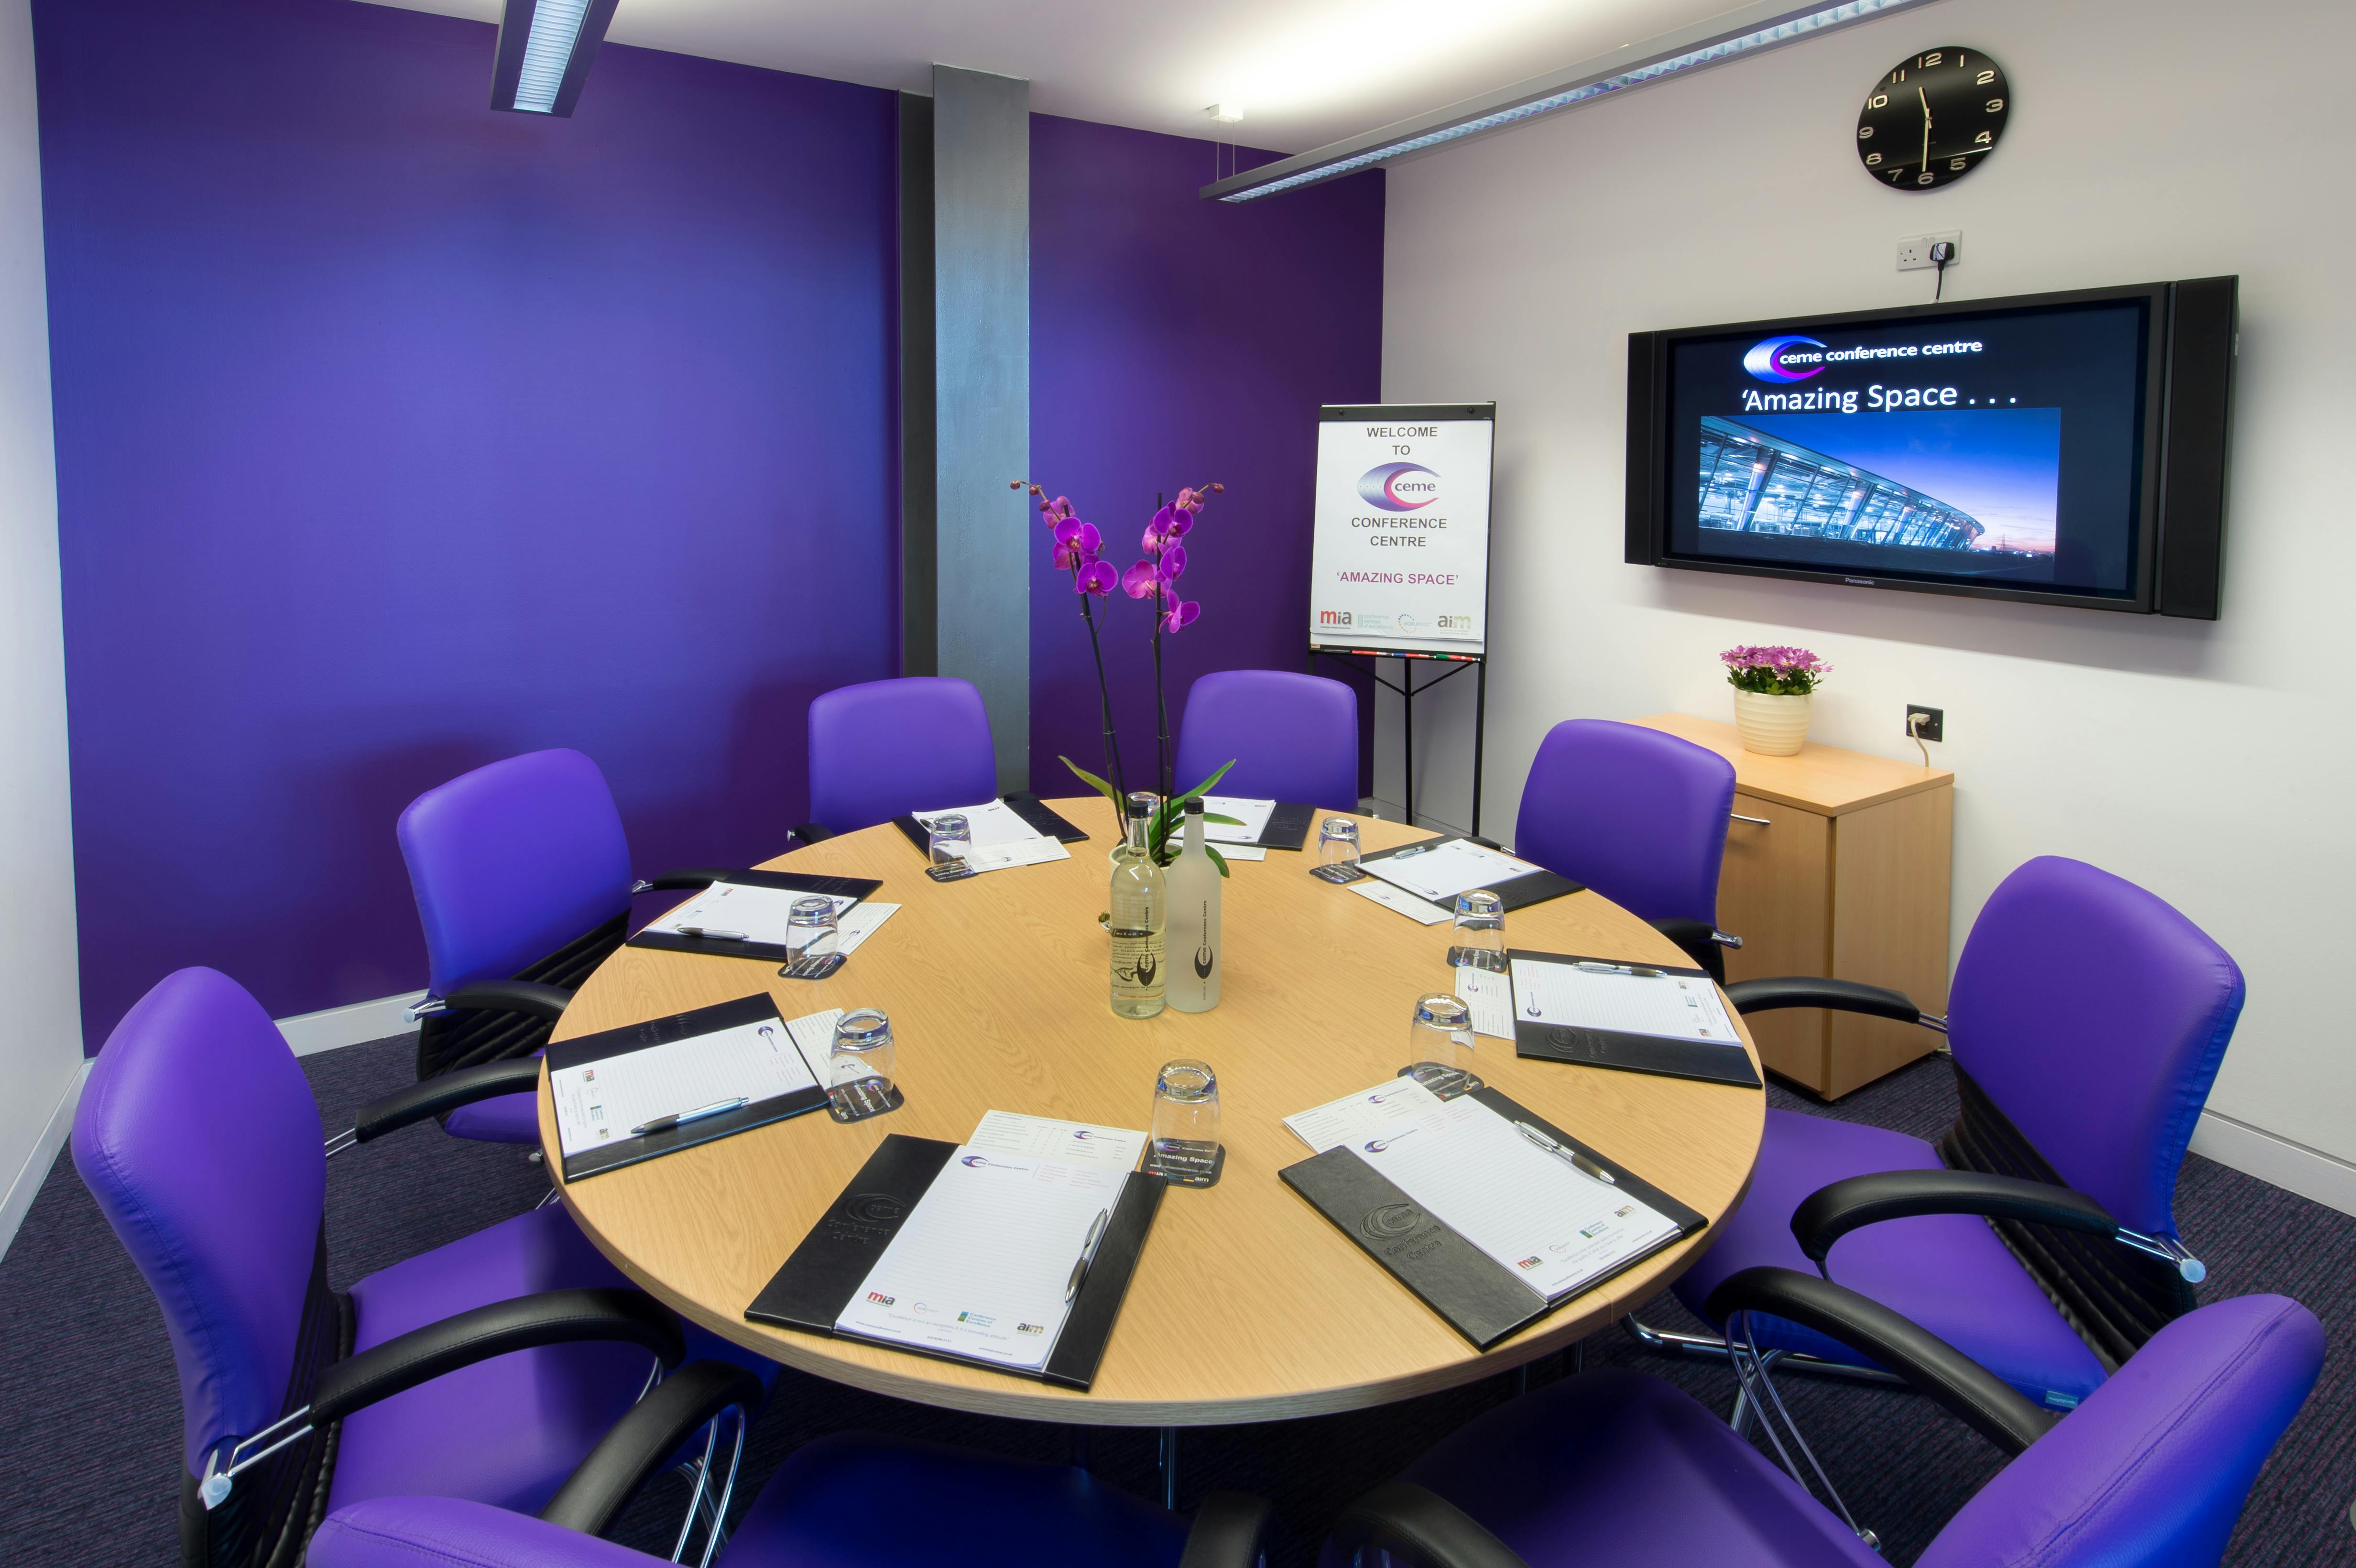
1028;117;1383;799
35;0;899;1048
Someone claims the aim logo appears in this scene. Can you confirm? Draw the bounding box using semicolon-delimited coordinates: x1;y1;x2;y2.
1743;335;1826;383
1357;461;1440;511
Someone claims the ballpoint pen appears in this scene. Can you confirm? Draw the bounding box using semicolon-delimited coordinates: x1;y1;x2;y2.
675;926;749;941
1574;960;1665;979
1065;1208;1112;1302
631;1096;749;1136
1513;1120;1617;1185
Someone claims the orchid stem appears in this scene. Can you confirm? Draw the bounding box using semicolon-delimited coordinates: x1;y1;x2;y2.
1080;590;1126;803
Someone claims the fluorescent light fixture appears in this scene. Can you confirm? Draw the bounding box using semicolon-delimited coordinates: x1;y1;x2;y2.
1201;0;1941;203
491;0;622;117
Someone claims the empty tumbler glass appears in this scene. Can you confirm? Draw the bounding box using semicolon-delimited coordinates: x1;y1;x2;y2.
1145;1058;1223;1187
1406;992;1477;1097
927;813;972;871
1450;889;1506;972
785;896;840;971
1316;817;1362;876
828;1008;895;1096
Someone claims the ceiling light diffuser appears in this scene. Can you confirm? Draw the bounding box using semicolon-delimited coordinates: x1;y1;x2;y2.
491;0;622;117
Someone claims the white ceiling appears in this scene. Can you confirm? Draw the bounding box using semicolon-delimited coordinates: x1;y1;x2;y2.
355;0;1761;155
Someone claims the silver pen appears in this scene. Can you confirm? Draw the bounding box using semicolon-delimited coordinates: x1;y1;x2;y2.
1513;1120;1617;1186
632;1096;749;1136
1574;960;1666;979
1064;1208;1112;1302
676;926;749;941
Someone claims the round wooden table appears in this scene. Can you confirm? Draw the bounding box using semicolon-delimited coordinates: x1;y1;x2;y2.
541;798;1763;1427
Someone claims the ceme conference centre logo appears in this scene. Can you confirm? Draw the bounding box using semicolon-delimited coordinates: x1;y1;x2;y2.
1743;335;1826;384
1356;461;1440;511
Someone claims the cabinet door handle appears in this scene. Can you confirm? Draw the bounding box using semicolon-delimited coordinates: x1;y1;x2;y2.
1730;813;1771;827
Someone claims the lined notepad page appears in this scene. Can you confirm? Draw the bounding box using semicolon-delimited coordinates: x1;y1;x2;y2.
643;882;859;945
1508;958;1741;1045
833;1113;1145;1371
548;1017;818;1158
1363;840;1544;905
913;800;1070;873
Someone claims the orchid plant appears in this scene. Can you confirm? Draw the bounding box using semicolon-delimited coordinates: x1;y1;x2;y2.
1722;644;1833;696
1012;479;1239;872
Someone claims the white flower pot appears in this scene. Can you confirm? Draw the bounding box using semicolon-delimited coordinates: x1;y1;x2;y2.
1733;690;1812;756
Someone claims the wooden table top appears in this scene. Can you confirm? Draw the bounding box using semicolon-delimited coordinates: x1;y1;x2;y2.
541;797;1764;1426
1634;713;1952;816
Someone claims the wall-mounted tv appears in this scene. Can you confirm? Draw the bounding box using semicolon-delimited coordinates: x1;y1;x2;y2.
1625;279;2236;617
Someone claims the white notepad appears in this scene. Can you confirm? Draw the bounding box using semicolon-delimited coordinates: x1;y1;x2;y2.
1350;879;1452;924
1363;839;1545;905
548;1014;822;1159
1508;956;1741;1045
914;799;1071;873
1450;964;1517;1040
643;882;861;946
1201;795;1277;845
831;1112;1145;1371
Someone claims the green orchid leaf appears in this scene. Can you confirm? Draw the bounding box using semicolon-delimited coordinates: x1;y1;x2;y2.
1204;844;1230;878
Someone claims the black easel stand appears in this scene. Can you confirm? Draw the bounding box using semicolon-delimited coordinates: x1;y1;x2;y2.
1310;649;1488;838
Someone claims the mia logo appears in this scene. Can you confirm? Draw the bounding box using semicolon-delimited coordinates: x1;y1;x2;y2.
1356;462;1440;511
1362;1203;1423;1241
1318;609;1352;626
1743;335;1826;383
863;1290;895;1306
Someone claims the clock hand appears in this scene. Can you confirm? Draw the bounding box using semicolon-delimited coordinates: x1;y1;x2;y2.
1919;86;1931;171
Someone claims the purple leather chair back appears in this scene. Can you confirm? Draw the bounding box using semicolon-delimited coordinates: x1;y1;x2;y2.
1919;1294;2322;1568
1513;719;1736;925
1174;670;1359;810
398;749;634;999
71;968;326;1476
807;676;997;834
1948;857;2244;1238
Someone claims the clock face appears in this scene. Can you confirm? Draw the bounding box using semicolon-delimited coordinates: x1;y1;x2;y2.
1857;47;2009;190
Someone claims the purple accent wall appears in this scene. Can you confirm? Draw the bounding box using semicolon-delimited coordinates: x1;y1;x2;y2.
1028;117;1383;801
35;0;899;1049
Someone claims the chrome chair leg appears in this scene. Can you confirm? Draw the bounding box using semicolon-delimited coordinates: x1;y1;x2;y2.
1622;1315;1905;1387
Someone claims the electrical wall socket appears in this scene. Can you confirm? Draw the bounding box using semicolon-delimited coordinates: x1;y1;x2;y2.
1906;705;1944;742
1897;231;1963;272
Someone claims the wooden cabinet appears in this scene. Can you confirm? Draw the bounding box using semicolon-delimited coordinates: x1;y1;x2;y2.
1634;714;1954;1099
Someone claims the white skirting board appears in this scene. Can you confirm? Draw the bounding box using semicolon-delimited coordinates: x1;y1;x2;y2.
2189;1110;2356;1221
274;990;426;1057
0;1059;90;1263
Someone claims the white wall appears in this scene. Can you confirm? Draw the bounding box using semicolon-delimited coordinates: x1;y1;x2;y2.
1379;0;2356;1199
0;0;86;1254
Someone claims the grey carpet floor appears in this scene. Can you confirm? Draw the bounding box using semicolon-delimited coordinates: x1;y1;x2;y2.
2;1035;2350;1565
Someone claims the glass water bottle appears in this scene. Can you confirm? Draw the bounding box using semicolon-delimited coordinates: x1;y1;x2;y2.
1110;793;1167;1018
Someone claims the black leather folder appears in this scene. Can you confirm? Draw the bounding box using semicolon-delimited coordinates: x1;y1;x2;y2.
1357;835;1583;912
890;793;1090;858
1508;949;1764;1089
746;1134;1165;1391
544;993;830;1183
1280;1087;1705;1349
626;869;884;964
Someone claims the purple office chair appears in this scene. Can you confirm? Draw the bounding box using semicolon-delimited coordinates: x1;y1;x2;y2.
1325;1271;2321;1568
1512;719;1741;979
398;750;727;1145
799;676;998;839
71;967;764;1568
1660;856;2243;1416
306;1432;1276;1568
1174;669;1359;809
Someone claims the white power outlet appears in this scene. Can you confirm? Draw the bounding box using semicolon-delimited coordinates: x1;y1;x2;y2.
1897;231;1963;272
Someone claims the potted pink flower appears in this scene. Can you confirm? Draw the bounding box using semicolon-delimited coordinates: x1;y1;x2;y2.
1722;644;1831;756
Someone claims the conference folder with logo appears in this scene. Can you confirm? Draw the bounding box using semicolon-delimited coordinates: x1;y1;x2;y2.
1200;795;1320;852
1508;949;1764;1089
1355;835;1582;913
745;1113;1165;1391
1280;1080;1705;1349
628;869;884;965
545;993;837;1183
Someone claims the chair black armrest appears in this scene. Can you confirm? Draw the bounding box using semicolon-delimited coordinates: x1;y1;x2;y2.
1704;1266;2051;1457
442;979;574;1021
636;867;734;893
1179;1491;1276;1568
1328;1481;1530;1568
1723;976;1927;1026
540;1361;767;1536
312;1288;683;1424
1792;1169;2117;1272
789;822;835;844
1647;918;1726;984
350;1056;545;1145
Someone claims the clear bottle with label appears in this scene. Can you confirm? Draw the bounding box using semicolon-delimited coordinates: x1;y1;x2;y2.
1165;797;1222;1013
1110;792;1167;1019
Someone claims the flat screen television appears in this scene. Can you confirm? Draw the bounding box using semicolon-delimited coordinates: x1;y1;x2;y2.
1625;279;2237;617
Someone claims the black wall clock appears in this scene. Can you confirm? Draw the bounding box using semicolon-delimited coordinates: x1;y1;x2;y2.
1856;47;2009;190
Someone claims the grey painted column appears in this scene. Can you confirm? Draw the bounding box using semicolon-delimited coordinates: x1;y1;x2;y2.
930;65;1029;791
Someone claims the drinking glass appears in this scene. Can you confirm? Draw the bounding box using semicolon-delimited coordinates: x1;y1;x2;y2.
1144;1058;1223;1187
1406;992;1477;1096
1449;889;1506;972
926;813;972;871
785;896;840;971
1316;817;1361;873
828;1008;895;1098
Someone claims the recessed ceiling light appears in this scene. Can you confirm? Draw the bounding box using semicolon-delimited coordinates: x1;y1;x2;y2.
491;0;621;117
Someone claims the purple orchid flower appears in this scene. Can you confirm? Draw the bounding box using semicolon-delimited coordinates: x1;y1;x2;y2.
1052;518;1102;570
1121;560;1160;599
1041;494;1074;527
1142;503;1194;555
1156;543;1187;582
1075;558;1117;596
1161;599;1201;634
